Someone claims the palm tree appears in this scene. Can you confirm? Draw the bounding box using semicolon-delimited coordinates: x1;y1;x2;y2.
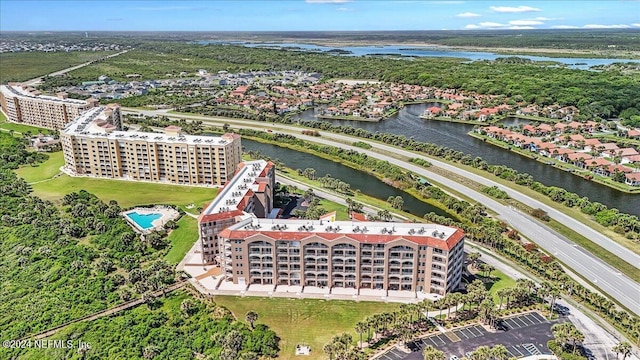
551;322;572;351
447;293;462;320
323;343;335;360
245;311;258;329
355;321;366;349
612;341;632;360
422;345;446;360
570;327;585;355
469;345;492;360
496;288;507;311
490;344;509;360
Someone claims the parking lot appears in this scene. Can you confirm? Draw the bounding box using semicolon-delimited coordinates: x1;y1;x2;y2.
375;312;557;360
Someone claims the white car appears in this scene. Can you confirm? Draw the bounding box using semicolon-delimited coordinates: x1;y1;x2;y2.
450;356;460;360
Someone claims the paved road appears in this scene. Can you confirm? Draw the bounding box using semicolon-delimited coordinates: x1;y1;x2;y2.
472;247;638;360
22;50;129;86
123;109;640;315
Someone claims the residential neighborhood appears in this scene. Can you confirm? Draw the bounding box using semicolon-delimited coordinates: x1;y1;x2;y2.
479;123;640;186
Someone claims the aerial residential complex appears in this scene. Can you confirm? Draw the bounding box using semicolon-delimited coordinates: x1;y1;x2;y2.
60;105;242;185
0;84;98;130
219;218;465;295
198;159;276;264
196;159;465;295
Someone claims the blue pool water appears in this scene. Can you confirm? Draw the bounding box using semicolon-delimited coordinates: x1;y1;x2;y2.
125;212;162;230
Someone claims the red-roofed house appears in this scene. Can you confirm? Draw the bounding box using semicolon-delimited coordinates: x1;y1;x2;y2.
625;173;640;186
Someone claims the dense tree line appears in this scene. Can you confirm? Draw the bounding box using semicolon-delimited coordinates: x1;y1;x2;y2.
5;292;279;360
0;133;282;359
66;44;640;118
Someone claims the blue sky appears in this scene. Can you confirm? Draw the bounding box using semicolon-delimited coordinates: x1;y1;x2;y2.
1;1;639;32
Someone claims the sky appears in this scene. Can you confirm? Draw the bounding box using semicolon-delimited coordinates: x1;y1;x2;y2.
1;0;639;32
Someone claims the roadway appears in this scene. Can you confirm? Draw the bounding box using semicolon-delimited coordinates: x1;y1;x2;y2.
22;50;130;86
123;108;640;315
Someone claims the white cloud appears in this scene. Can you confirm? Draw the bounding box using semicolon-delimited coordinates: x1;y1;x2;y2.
305;0;351;3
583;24;630;29
551;25;579;29
532;16;562;21
456;12;482;17
490;5;541;13
509;26;535;29
464;24;480;29
509;20;543;26
337;6;353;11
478;22;508;27
632;23;640;27
428;1;466;4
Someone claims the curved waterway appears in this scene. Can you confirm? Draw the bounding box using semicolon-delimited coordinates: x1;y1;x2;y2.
242;139;450;218
291;103;640;217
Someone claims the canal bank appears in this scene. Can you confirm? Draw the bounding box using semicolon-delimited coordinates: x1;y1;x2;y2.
242;138;452;219
292;103;640;216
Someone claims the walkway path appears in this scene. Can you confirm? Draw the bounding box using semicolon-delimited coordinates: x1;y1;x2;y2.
122;109;640;315
20;281;186;341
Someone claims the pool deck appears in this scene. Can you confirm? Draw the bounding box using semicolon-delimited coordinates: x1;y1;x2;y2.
122;206;180;233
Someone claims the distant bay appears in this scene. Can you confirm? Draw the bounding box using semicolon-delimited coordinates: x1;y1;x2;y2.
198;40;640;70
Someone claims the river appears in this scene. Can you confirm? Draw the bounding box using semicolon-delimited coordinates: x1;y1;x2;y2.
290;103;640;217
241;139;451;218
202;41;639;70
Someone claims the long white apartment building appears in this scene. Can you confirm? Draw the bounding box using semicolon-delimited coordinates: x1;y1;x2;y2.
198;160;276;264
60;105;242;186
218;217;465;295
0;83;98;129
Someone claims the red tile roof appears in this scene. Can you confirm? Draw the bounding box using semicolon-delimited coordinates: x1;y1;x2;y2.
221;228;465;251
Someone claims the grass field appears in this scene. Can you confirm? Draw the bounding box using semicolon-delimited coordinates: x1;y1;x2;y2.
317;199;350;220
15;151;64;183
165;216;199;264
0;51;115;83
482;269;516;304
214;296;401;360
15;150;218;208
30;174;218;208
0;115;53;135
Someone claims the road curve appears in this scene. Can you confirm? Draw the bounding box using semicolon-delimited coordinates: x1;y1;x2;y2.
124;109;640;314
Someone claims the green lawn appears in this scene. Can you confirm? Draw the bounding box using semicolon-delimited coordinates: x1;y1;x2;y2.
15;150;217;208
479;269;516;304
318;199;350;220
15;151;64;183
0;120;51;135
214;296;401;360
165;216;199;264
29;173;218;209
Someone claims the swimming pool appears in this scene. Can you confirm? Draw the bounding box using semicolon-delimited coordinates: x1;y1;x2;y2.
125;212;162;230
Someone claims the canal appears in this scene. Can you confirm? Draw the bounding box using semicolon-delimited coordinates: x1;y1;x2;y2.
292;103;640;216
242;139;451;218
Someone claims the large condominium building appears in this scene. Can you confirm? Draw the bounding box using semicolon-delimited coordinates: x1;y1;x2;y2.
218;217;465;295
198;160;276;264
0;84;98;130
60;105;242;186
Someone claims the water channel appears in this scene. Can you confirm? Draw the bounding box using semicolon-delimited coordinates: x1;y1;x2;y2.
290;103;640;217
242;139;450;218
235;42;639;70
